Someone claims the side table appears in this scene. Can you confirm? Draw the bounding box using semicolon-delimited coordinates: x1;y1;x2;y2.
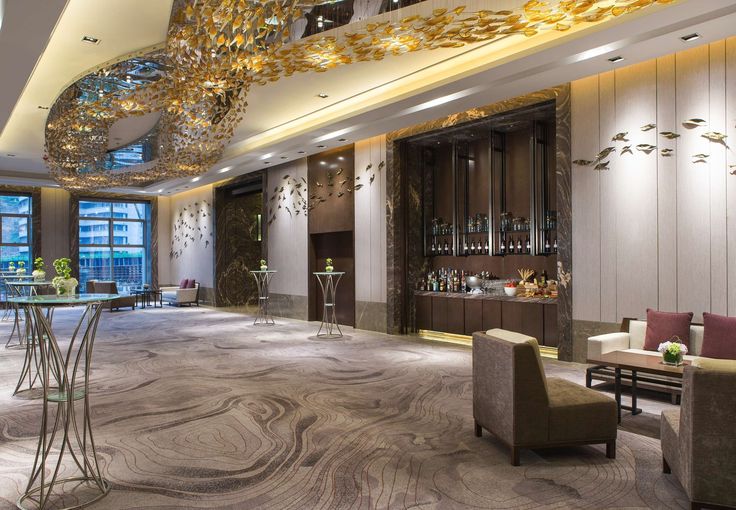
313;272;345;338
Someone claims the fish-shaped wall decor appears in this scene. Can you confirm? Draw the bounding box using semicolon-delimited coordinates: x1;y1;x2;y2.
692;153;709;163
660;148;674;156
594;161;610;171
612;132;629;142
660;131;680;139
682;118;707;128
641;124;656;131
702;131;727;145
621;145;633;155
572;159;594;166
595;147;616;161
636;144;656;154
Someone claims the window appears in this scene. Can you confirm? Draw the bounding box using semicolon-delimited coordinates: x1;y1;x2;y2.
79;200;150;292
0;194;32;270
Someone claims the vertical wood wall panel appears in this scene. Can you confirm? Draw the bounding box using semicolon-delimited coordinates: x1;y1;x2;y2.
615;61;659;319
571;76;601;321
675;45;711;322
598;72;618;323
726;39;736;317
708;41;728;316
656;55;678;312
572;37;736;323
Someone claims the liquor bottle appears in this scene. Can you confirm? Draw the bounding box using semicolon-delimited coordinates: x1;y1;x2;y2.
516;238;523;254
431;239;436;255
463;238;468;255
470;239;476;254
443;240;449;255
500;238;506;254
553;237;558;253
433;274;439;292
525;236;531;254
460;271;466;293
544;237;551;252
484;239;489;254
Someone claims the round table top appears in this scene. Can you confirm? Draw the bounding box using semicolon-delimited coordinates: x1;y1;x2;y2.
8;281;52;286
313;271;345;276
250;270;277;273
8;294;120;306
1;274;33;279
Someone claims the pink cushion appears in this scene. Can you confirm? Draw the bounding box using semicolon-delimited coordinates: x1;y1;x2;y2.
701;313;736;359
643;309;693;351
179;278;190;289
187;279;196;289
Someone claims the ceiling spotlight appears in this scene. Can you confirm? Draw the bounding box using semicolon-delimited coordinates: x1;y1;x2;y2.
317;145;326;148
6;153;16;157
37;106;49;110
338;138;347;142
607;56;624;63
81;35;100;44
191;176;201;182
280;156;288;159
680;33;701;42
297;150;306;154
264;161;270;164
218;166;233;173
317;93;329;98
157;189;164;193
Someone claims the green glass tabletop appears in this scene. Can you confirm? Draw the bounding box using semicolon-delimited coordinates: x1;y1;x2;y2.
8;293;120;305
250;270;277;273
313;272;345;275
9;281;52;286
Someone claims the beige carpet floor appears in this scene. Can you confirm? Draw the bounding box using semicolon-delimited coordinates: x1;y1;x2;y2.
0;306;688;509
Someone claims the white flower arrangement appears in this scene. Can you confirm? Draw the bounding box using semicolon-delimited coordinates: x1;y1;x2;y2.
658;340;688;356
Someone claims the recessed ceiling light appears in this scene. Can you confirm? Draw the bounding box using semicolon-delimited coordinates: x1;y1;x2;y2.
338;138;347;142
218;166;233;173
191;177;201;182
157;189;164;193
82;35;100;44
607;56;624;63
280;156;288;159
6;153;16;157
260;153;273;160
37;106;49;110
317;145;326;148
298;150;306;154
317;93;328;98
264;161;270;164
680;33;701;42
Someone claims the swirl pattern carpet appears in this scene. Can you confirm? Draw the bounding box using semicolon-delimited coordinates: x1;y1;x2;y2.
0;307;688;509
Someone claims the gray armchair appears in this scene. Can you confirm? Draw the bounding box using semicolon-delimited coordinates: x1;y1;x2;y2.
473;329;618;465
85;280;136;311
661;358;736;510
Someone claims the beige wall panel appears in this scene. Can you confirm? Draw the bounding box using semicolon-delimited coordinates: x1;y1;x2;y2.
157;196;172;286
708;41;728;316
614;60;659;320
40;187;70;266
656;54;678;313
571;76;601;321
598;71;618;323
726;38;736;316
675;45;711;321
266;159;309;297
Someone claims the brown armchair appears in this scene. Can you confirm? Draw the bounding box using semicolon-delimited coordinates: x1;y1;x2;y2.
473;329;618;465
85;281;136;311
661;358;736;510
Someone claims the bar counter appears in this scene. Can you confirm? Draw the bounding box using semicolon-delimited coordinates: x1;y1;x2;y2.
414;290;558;346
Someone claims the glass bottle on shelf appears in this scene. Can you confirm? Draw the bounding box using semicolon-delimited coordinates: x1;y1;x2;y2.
525;236;531;254
516;238;523;254
463;237;468;255
544;237;551;253
484;239;489;254
500;238;506;254
553;237;558;253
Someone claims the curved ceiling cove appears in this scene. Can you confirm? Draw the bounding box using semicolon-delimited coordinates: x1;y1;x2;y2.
46;0;675;191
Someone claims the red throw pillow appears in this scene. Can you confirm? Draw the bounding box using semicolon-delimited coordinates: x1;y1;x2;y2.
179;278;190;289
187;279;196;289
701;313;736;359
643;309;693;351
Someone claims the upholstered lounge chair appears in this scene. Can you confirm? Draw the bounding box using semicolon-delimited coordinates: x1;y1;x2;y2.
661;358;736;510
85;280;136;311
473;328;618;466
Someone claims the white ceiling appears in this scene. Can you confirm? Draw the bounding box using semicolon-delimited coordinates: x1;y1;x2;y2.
1;0;735;194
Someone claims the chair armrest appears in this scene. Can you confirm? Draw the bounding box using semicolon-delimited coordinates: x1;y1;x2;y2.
159;286;179;292
587;332;631;360
176;288;198;302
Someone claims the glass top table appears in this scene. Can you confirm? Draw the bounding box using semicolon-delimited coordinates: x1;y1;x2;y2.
11;293;118;509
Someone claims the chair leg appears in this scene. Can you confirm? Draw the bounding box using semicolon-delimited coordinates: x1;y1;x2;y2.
510;446;520;466
474;421;482;437
606;440;616;459
663;456;671;474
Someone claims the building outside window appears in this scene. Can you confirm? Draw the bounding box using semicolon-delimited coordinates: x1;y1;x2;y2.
78;200;151;292
0;194;32;270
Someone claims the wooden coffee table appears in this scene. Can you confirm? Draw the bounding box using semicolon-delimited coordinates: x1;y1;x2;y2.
587;351;689;423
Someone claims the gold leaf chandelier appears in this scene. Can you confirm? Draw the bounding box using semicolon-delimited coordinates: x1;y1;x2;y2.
45;0;675;191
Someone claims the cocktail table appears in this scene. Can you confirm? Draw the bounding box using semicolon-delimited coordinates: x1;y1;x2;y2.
587;350;688;423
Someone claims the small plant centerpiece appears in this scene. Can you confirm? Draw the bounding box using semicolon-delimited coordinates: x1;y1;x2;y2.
325;258;334;273
15;260;26;275
658;337;688;366
32;257;46;281
260;259;268;271
8;261;16;273
51;258;78;296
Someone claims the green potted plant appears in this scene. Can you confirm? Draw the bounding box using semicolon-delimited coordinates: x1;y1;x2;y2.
658;337;688;366
51;257;78;296
8;261;16;273
260;259;268;271
325;258;334;273
32;257;46;282
16;260;26;275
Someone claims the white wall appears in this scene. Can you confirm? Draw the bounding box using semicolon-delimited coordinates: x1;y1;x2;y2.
266;159;309;297
167;186;214;288
156;195;171;286
354;135;387;303
572;38;736;323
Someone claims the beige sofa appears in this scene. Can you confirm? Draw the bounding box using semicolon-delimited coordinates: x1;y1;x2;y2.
474;329;618;466
661;358;736;510
587;319;704;402
161;282;200;306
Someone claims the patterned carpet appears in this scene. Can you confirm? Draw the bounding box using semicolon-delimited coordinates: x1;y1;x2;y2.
0;307;688;509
